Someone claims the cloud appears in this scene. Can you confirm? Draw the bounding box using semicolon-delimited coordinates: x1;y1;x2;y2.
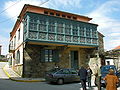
0;35;9;55
88;0;120;50
4;0;46;20
4;0;82;19
109;33;120;37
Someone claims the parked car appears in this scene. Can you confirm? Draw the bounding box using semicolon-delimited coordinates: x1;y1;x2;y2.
100;65;119;87
45;68;80;84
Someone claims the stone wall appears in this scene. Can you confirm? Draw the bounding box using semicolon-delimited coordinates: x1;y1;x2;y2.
23;44;70;78
23;44;95;78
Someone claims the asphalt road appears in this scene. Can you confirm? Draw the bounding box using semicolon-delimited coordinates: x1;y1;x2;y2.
0;62;117;90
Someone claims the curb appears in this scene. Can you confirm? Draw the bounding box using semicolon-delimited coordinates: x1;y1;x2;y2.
10;78;45;82
2;65;45;82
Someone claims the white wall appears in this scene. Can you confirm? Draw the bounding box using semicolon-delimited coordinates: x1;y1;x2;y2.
9;22;24;66
105;59;114;65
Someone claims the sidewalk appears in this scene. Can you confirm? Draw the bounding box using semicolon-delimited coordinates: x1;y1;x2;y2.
3;64;45;82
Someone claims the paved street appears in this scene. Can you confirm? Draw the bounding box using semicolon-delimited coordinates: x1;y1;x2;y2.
0;62;120;90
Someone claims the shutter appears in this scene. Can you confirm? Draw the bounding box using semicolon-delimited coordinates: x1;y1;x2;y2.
40;49;45;62
53;49;59;62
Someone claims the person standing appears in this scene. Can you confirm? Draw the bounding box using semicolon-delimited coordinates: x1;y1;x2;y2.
87;66;92;87
104;69;119;90
78;66;87;90
95;65;101;90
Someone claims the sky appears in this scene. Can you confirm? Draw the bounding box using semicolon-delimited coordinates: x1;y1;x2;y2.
0;0;120;55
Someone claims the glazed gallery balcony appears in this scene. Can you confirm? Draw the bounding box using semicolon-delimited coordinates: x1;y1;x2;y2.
23;12;98;47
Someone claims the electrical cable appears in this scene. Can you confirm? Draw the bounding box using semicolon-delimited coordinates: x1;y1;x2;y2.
0;0;50;24
0;0;21;15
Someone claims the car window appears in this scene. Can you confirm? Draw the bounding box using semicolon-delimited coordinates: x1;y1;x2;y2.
48;68;60;73
69;69;78;74
56;69;70;74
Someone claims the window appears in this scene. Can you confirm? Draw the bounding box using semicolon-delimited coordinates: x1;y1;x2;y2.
56;13;60;16
67;16;71;19
73;25;78;36
48;21;55;33
73;16;77;20
73;29;78;36
16;50;20;64
38;20;46;32
50;12;54;15
86;29;91;37
44;11;48;14
40;49;59;63
29;23;37;31
65;24;71;35
14;36;16;49
62;14;66;17
18;29;20;40
92;31;97;38
45;50;53;62
57;23;63;34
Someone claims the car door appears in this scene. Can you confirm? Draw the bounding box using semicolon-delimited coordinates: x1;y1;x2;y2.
69;69;80;82
61;69;72;82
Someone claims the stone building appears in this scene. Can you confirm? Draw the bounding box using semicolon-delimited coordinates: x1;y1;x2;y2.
9;4;104;78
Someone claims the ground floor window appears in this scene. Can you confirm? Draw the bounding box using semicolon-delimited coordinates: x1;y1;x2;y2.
16;50;20;64
40;49;59;62
45;49;53;62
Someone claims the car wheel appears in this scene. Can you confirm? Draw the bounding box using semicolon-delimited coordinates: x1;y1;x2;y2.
57;79;64;85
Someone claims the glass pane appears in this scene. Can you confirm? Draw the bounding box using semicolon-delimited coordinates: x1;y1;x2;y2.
29;23;37;30
39;24;46;32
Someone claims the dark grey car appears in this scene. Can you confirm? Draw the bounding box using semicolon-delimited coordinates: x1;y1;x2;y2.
45;68;80;84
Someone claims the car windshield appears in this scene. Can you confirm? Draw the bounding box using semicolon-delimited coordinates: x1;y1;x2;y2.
48;68;61;73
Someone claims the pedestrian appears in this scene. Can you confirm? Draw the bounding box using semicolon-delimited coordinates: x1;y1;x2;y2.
104;69;119;90
78;66;87;90
87;66;92;88
94;65;101;90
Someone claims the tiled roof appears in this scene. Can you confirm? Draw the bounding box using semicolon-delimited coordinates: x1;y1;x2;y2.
113;45;120;50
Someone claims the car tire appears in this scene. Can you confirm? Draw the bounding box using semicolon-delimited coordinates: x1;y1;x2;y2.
57;79;64;85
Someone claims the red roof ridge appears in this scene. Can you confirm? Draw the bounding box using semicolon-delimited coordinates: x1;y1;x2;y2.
113;45;120;50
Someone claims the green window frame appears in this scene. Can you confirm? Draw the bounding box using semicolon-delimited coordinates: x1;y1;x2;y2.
40;49;59;62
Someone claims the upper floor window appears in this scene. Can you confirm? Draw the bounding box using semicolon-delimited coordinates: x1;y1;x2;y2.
50;12;54;15
18;29;20;40
57;23;63;34
86;29;91;37
44;11;48;15
62;14;66;18
56;13;60;16
14;36;16;49
29;23;37;31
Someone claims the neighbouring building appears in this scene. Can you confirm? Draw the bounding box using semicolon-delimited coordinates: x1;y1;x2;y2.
104;45;120;69
9;4;104;78
0;45;1;55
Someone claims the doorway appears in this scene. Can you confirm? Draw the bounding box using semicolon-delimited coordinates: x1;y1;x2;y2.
71;51;79;69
